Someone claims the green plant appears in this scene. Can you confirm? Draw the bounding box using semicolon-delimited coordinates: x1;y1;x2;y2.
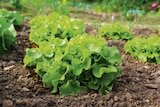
24;34;122;96
10;0;23;9
0;9;23;54
97;23;133;40
158;25;160;35
29;12;85;45
0;9;23;26
0;18;16;54
52;0;71;15
124;35;160;64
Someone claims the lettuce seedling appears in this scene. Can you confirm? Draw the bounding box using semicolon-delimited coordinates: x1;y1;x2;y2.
124;35;160;64
29;12;85;45
0;9;23;26
97;23;133;40
0;18;16;54
0;9;23;54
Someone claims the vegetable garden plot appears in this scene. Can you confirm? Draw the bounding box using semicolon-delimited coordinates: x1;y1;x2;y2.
0;3;160;107
0;21;160;106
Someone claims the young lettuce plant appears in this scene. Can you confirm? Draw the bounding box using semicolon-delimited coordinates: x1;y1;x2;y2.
0;9;23;26
97;23;133;40
0;9;23;54
24;34;122;96
29;12;85;45
124;35;160;64
0;18;16;54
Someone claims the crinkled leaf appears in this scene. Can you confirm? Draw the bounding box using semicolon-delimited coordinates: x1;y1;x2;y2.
107;46;122;64
92;66;117;78
60;80;82;96
42;62;61;88
23;48;42;66
100;73;117;86
89;43;102;53
54;48;64;61
156;56;160;64
39;42;55;57
98;86;107;95
71;58;83;76
138;53;147;62
51;79;59;93
83;57;91;70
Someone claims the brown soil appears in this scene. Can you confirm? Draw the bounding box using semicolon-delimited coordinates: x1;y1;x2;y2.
0;14;160;107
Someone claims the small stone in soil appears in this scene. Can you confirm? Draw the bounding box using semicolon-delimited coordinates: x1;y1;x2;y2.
3;65;15;71
32;99;44;106
125;92;132;100
114;95;118;101
2;100;13;107
145;84;158;89
22;87;30;92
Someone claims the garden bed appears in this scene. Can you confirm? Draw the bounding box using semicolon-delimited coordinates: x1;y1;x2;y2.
0;12;160;107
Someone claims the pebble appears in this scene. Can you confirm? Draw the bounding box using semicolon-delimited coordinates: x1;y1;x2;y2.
91;93;98;98
2;100;13;107
4;65;15;71
22;87;30;92
32;99;43;106
2;62;7;66
113;95;118;101
125;92;132;100
145;84;158;89
146;99;150;103
144;66;149;69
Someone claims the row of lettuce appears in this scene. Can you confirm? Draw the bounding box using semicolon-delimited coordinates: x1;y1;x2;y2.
1;9;160;96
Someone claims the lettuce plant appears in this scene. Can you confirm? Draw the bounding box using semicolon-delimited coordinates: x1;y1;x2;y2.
24;34;122;96
0;18;16;54
0;9;23;26
0;9;23;54
29;12;85;45
124;35;160;64
97;23;133;40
